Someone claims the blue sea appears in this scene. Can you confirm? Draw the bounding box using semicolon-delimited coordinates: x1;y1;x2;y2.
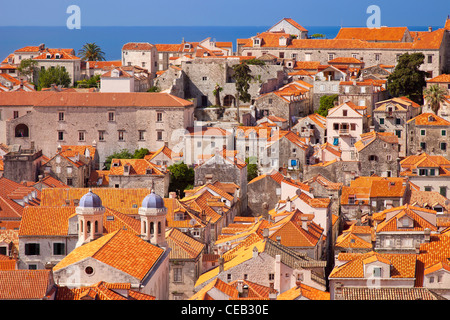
0;25;441;61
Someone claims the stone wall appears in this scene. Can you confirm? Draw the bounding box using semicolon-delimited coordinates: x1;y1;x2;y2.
357;137;399;177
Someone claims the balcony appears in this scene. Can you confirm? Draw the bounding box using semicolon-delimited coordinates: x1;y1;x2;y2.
339;128;350;136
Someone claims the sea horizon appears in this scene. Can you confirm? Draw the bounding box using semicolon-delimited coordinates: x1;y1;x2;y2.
0;25;441;61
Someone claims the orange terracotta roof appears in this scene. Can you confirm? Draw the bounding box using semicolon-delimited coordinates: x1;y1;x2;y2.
335;26;409;42
427;74;450;83
0;270;53;299
375;204;438;233
400;153;450;177
166;227;205;260
354;131;398;152
330;251;417;279
0;91;193;108
83;60;122;69
277;282;330;300
33;48;80;60
329;57;363;64
56;281;155;300
109;158;164;176
53;229;164;281
281;18;308;32
407;112;450;126
122;42;154;50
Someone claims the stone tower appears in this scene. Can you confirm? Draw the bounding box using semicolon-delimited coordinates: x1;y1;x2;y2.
75;189;105;247
138;190;168;248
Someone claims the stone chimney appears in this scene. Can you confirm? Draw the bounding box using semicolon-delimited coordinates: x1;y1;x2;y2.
169;192;177;199
218;255;224;272
428;26;433;32
301;215;308;231
424;228;431;242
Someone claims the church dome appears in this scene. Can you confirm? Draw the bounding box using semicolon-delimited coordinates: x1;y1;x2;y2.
141;190;165;209
79;189;103;208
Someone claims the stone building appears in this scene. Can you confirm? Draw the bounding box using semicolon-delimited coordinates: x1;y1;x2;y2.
338;79;389;118
372;204;437;254
267;18;309;39
2;91;195;168
108;158;170;196
2;144;43;183
399;152;450;197
292;113;326;145
406;112;450;158
260;130;312;179
121;42;157;80
373;97;422;158
247;170;284;218
166;227;205;300
340;176;411;221
354;131;399;177
426;73;450;95
194;151;247;213
237;18;450;80
41;145;93;188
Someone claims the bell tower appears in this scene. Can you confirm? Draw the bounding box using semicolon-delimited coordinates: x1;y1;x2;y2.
75;189;105;247
138;190;168;248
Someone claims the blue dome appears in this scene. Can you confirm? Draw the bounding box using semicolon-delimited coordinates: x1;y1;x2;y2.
79;190;103;208
141;190;165;209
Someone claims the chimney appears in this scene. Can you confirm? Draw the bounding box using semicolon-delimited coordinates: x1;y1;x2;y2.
263;228;269;240
218;255;224;272
428;26;433;32
169;192;177;199
424;228;431;242
301;215;308;231
236;280;244;294
276;236;281;244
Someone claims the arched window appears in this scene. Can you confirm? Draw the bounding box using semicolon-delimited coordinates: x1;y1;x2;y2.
95;221;98;233
143;221;147;234
87;221;91;233
223;95;235;107
15;124;29;137
158;222;161;234
150;222;154;234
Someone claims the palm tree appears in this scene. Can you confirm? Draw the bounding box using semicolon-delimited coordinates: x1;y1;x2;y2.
78;43;106;61
424;84;447;114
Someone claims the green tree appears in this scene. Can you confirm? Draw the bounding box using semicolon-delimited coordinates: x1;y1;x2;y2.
245;157;259;182
103;148;149;170
147;86;160;92
76;74;100;88
232;62;253;122
310;33;325;39
387;52;427;105
213;84;223;107
424;84;447;114
78;43;106;61
17;58;38;83
317;94;338;117
245;58;265;66
167;162;195;198
38;66;71;89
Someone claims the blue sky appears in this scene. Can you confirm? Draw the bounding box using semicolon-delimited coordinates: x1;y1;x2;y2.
0;0;448;27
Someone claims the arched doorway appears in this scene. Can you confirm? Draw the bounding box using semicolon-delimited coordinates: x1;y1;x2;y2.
223;95;235;107
15;124;29;137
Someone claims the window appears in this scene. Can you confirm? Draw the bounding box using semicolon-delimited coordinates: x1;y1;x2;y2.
85;266;94;275
98;131;105;141
53;243;65;255
442;130;447;136
118;130;125;141
420;142;426;150
268;273;275;281
379;118;385;125
429;276;435;283
25;243;40;256
395;130;401;138
58;131;64;141
343;110;348;117
28;264;37;270
108;112;115;122
369;155;378;161
387;155;392;161
13;111;19;119
78;131;85;141
58;112;64;121
202;76;207;81
375;53;380;61
395;118;401;125
350;123;356;131
428;55;433;64
429;168;436;176
420;129;426;136
440;186;447;197
441;142;447;151
279;52;284;59
173;268;183;282
333;123;339;130
139;130;145;141
157;112;163;122
157;131;163;141
328;53;335;61
227;274;232;282
373;267;382;278
419;169;428;176
305;53;311;61
361;86;366;93
142;62;146;68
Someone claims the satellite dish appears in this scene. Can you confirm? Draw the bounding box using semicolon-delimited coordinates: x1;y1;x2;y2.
296;189;302;196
